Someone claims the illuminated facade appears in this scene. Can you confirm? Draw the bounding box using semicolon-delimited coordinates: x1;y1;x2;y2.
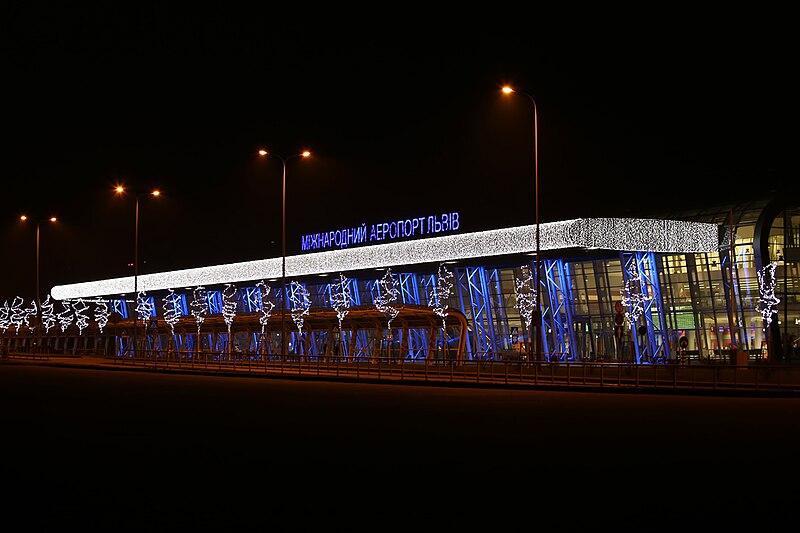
2;197;798;363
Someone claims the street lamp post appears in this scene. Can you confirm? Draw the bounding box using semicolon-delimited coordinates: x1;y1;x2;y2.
258;149;311;356
115;186;160;359
20;215;58;311
502;86;542;361
20;215;57;346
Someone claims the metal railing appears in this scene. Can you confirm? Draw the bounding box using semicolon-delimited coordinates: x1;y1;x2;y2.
6;348;797;395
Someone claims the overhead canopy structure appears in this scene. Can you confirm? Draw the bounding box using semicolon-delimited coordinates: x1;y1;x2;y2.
50;217;719;300
97;304;470;359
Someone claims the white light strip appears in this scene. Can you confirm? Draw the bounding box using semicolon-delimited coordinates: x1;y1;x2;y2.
50;217;719;299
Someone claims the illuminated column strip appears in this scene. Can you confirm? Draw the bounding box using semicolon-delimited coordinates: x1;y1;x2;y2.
51;218;719;300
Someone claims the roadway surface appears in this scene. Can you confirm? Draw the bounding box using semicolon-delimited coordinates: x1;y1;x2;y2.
2;359;797;527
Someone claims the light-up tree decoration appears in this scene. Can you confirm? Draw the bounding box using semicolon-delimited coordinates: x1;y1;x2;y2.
222;283;238;356
26;299;40;344
255;280;275;336
57;300;74;333
514;265;537;352
428;263;454;331
428;264;454;359
330;273;352;329
756;261;780;326
189;286;208;355
289;281;311;344
162;288;182;335
222;284;237;328
23;299;38;333
136;291;154;328
73;298;90;334
94;299;110;333
255;280;275;356
620;261;649;325
135;292;155;357
330;273;352;358
0;300;10;333
41;295;57;333
9;296;26;334
374;269;400;330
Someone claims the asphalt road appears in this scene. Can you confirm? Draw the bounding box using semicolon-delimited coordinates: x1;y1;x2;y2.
2;363;797;527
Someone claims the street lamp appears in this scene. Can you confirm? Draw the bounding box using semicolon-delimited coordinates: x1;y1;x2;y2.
19;215;57;333
257;149;311;356
501;85;542;360
115;186;161;359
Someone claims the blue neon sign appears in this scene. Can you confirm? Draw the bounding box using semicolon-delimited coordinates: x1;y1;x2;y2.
301;212;461;252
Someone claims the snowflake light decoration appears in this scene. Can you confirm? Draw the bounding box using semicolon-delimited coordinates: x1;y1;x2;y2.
41;295;57;333
620;261;650;324
756;261;780;326
330;273;353;328
162;288;183;335
374;268;400;329
94;299;110;333
73;298;90;334
428;263;454;330
514;264;537;330
255;280;275;335
289;281;311;334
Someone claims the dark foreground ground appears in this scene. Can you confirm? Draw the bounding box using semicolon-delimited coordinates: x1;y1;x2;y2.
2;362;798;528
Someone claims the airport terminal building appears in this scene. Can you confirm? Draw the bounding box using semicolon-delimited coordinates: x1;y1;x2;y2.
2;195;798;363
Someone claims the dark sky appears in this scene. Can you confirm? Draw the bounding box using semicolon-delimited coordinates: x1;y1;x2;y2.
1;7;794;302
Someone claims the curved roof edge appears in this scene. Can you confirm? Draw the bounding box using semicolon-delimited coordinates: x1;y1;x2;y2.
51;217;719;300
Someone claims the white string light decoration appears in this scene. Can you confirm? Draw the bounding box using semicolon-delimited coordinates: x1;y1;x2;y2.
289;281;311;335
756;261;780;326
9;296;26;334
428;263;454;330
0;300;10;333
255;280;275;335
514;264;536;331
162;288;183;335
23;299;38;333
41;295;57;333
57;300;74;333
222;283;238;334
330;273;353;329
73;298;90;334
189;286;208;338
136;291;154;328
50;218;720;301
94;299;110;333
620;261;650;325
374;268;400;329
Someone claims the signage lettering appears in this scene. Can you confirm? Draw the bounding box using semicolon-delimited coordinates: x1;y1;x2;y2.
301;212;460;252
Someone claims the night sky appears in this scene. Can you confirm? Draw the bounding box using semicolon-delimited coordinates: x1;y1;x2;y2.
1;7;793;302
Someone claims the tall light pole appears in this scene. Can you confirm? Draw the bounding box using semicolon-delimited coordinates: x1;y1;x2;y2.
115;186;161;359
258;149;311;356
502;86;541;360
20;215;57;336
